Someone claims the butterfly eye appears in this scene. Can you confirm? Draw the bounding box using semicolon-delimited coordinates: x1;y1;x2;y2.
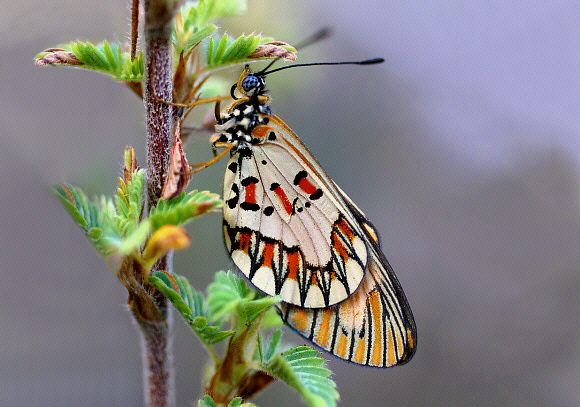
241;75;261;92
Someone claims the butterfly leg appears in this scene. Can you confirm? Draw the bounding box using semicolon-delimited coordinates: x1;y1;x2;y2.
190;144;233;175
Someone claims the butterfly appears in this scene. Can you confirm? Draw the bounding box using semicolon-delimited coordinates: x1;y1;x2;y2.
210;61;416;367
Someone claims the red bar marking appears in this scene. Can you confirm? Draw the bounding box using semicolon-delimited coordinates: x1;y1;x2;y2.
298;177;318;195
273;186;293;215
245;182;256;204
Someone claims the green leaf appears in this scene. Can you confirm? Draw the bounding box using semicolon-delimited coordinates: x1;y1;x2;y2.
206;271;252;322
205;33;262;67
197;395;256;407
205;33;296;68
149;190;222;232
35;41;144;81
261;346;339;407
53;184;120;255
173;0;248;55
150;274;193;316
150;272;234;346
198;395;217;407
238;295;281;324
260;305;284;329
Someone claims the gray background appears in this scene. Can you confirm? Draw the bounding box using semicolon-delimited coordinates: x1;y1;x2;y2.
2;0;579;406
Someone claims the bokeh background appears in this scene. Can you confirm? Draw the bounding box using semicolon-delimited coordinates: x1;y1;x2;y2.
2;1;580;406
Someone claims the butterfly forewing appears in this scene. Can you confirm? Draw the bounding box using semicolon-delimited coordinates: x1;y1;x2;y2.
223;117;367;308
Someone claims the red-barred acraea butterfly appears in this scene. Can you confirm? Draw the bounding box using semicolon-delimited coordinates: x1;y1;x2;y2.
210;58;416;367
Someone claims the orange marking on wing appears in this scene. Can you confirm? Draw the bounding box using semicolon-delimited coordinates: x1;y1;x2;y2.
363;223;379;244
309;272;318;286
238;231;252;253
353;336;367;364
261;242;275;268
272;186;293;215
407;328;415;349
369;291;384;366
252;126;271;139
396;330;404;359
335;333;349;358
297;177;317;195
286;251;301;281
331;231;349;261
336;218;355;241
315;309;333;349
387;323;395;366
287;308;311;335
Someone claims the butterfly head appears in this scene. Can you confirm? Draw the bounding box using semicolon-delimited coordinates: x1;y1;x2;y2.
231;65;267;100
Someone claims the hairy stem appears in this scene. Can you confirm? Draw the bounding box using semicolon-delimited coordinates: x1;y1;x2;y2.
144;0;179;206
138;1;181;406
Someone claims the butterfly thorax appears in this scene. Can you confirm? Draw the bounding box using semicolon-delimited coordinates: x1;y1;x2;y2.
212;67;274;150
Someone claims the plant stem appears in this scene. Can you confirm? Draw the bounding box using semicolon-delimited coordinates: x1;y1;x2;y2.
144;33;173;205
138;1;181;406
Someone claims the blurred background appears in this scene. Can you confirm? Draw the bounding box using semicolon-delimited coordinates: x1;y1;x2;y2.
2;0;579;406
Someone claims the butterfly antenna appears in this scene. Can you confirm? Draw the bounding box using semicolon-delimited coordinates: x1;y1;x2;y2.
258;27;332;75
261;58;384;76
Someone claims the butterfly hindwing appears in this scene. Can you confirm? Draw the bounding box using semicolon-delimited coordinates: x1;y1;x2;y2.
280;189;417;367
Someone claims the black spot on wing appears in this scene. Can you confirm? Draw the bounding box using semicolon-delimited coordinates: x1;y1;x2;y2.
241;176;259;186
263;206;274;216
293;170;308;185
309;189;323;200
268;131;276;141
226;183;239;209
228;162;238;173
240;202;260;211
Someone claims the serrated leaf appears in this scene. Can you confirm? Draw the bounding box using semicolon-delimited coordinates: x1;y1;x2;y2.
35;41;144;81
262;346;339;407
206;33;257;67
151;272;234;346
238;295;281;323
198;395;217;407
206;271;252;322
206;32;296;68
53;184;121;255
151;274;193;316
149;190;221;231
54;184;89;228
